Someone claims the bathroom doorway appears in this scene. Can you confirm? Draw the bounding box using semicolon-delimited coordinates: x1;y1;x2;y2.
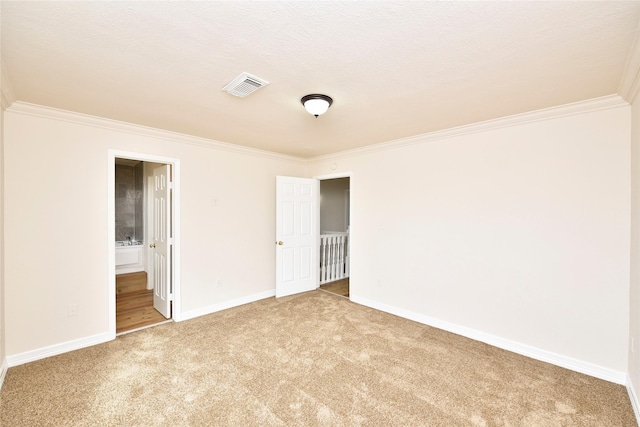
108;151;181;337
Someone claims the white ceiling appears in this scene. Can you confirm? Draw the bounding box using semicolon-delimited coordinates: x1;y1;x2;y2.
2;1;640;158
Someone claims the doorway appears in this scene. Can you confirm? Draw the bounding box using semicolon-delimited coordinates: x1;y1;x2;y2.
318;176;351;298
108;150;181;337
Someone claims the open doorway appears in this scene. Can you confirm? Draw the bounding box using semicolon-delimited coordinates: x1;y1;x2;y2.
108;151;180;337
318;177;350;298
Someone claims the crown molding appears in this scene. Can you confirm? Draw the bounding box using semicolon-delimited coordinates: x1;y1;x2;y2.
619;25;640;104
6;102;306;164
309;95;629;162
6;95;628;165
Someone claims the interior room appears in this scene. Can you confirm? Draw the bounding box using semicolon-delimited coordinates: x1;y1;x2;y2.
2;1;640;425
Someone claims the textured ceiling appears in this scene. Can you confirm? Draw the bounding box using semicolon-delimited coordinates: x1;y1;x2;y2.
2;1;640;157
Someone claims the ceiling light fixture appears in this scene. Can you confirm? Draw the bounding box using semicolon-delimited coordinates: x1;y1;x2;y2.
301;94;333;118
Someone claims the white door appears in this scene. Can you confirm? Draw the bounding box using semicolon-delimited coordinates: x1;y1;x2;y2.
152;164;172;318
276;176;319;297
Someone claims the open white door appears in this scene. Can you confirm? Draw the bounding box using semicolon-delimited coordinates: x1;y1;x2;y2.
152;164;172;318
276;176;319;297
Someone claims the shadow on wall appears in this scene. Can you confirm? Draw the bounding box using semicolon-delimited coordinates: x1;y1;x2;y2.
320;177;350;233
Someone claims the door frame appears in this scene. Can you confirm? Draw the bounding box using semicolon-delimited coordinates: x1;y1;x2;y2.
107;150;182;338
314;171;352;298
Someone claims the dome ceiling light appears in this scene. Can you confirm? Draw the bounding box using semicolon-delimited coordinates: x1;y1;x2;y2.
301;94;333;118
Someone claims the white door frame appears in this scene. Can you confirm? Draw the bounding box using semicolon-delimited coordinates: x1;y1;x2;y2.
107;150;182;338
314;171;352;298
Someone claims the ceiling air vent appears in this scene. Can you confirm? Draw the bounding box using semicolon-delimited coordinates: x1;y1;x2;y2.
221;72;269;98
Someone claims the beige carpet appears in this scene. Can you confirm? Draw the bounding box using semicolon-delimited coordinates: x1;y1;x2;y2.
0;291;636;426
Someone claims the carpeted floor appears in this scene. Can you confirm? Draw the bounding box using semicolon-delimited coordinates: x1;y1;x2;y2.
0;290;636;426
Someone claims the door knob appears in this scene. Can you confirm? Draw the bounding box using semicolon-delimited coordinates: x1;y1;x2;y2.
150;243;156;248
277;241;283;245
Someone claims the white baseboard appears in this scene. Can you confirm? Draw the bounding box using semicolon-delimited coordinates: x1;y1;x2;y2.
5;290;275;368
627;375;640;425
179;289;275;322
0;357;8;390
351;295;627;385
6;332;113;367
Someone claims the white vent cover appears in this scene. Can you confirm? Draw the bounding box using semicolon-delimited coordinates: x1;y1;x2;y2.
221;72;269;97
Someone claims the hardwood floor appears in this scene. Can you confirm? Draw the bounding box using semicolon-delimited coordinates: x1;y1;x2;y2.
320;278;349;297
116;272;168;334
116;271;147;294
116;273;345;333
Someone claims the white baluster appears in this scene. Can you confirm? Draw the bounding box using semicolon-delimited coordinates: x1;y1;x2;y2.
336;236;344;279
319;232;350;284
327;236;332;282
345;235;349;278
320;236;327;283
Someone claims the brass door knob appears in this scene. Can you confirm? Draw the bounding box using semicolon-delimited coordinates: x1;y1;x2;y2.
277;241;283;245
150;243;156;248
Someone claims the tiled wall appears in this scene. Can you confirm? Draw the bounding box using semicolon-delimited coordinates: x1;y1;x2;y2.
115;162;144;242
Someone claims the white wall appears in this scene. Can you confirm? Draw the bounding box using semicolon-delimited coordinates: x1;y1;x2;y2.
0;53;6;381
629;95;640;400
320;178;349;232
3;105;306;358
309;103;631;377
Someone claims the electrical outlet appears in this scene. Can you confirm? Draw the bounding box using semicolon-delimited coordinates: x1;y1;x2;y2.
67;304;77;317
215;279;222;288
